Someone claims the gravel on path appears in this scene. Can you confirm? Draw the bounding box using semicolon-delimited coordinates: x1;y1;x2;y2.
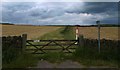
35;60;85;68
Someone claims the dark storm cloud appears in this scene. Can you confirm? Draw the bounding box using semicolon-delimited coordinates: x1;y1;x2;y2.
84;2;118;13
65;2;118;14
1;2;118;25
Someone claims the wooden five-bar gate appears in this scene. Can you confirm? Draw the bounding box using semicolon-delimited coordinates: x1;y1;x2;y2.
26;40;78;54
24;34;84;54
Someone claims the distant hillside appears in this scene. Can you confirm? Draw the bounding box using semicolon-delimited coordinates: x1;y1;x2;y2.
1;23;119;27
0;23;14;25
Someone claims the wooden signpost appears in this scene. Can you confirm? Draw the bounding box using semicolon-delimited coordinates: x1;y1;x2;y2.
96;21;101;53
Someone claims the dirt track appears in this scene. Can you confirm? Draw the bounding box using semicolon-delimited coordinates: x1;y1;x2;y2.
35;60;85;68
32;60;113;68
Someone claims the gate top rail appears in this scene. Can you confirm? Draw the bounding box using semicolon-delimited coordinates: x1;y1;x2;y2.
27;40;78;42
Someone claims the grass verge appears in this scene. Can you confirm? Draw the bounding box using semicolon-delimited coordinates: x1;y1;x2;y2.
36;26;75;40
2;53;39;68
72;46;118;67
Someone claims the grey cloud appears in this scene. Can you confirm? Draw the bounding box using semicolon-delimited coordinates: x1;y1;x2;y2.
29;6;65;19
2;2;118;25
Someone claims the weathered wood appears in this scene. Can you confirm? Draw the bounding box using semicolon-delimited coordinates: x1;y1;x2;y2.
27;40;77;42
0;37;2;68
26;44;78;46
26;39;78;54
26;47;76;51
78;35;84;47
22;34;27;52
31;51;73;54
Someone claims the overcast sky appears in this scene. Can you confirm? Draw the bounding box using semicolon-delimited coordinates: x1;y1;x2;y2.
1;2;119;25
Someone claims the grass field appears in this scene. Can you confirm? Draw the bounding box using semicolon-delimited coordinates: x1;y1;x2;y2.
2;25;61;39
2;25;119;40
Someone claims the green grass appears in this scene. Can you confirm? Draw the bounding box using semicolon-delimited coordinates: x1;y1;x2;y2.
36;26;75;40
36;27;64;40
72;46;119;67
60;26;75;40
3;53;39;68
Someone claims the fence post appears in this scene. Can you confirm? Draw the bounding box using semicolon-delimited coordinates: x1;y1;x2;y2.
22;34;27;52
78;35;84;47
0;37;2;70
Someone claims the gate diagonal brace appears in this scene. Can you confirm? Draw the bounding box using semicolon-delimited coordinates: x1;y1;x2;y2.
37;48;46;54
52;41;66;50
32;49;39;54
52;41;74;53
64;41;77;53
40;41;53;49
27;41;39;49
35;41;53;54
32;48;46;54
66;41;77;49
26;41;46;54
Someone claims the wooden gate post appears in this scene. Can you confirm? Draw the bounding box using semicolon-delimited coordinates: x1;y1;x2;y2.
78;35;84;47
22;34;27;52
0;37;2;70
